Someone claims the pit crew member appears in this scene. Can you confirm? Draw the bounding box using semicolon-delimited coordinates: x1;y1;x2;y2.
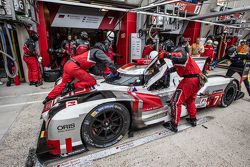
104;31;116;61
75;31;90;55
160;40;202;132
43;42;118;104
237;40;249;54
103;31;119;74
178;36;191;53
226;45;250;96
142;39;155;58
23;31;42;87
60;34;76;66
191;38;204;57
201;40;215;71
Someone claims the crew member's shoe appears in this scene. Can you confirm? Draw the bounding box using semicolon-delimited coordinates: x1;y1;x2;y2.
186;117;197;127
35;81;43;87
29;82;35;86
43;97;52;104
163;121;178;132
6;80;11;87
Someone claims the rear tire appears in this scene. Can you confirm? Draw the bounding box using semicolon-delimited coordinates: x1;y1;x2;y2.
221;81;237;107
81;103;130;148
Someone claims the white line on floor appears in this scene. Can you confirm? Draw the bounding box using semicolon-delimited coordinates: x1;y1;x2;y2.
0;100;42;108
0;92;49;99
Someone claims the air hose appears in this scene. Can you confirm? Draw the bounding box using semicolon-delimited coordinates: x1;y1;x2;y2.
149;24;159;51
0;25;18;78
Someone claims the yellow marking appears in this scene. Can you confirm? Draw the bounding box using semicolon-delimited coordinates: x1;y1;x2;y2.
40;131;45;138
91;111;97;117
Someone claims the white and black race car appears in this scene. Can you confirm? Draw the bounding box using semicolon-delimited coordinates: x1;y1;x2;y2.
37;56;244;158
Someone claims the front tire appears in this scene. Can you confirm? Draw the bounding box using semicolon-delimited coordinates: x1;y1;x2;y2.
221;81;238;107
81;103;130;148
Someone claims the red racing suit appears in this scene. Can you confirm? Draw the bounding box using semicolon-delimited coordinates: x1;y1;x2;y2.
48;48;117;99
23;38;40;83
75;39;90;55
60;40;76;66
166;47;202;125
201;45;214;70
142;44;154;58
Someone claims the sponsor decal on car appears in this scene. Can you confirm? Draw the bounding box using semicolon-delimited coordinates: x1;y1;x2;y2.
57;123;76;132
91;111;98;117
96;104;114;112
66;100;78;108
200;97;208;105
207;92;224;107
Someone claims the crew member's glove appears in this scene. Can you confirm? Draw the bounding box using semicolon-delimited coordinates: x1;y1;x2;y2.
38;56;42;63
43;96;52;104
61;83;75;96
158;51;171;59
158;51;166;59
105;72;119;81
165;67;176;74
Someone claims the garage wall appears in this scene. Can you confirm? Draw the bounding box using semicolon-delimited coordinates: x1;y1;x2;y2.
15;25;29;82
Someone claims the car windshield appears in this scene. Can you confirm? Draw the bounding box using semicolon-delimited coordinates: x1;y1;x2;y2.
107;73;143;86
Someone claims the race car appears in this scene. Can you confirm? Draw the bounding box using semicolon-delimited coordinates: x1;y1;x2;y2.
37;56;244;157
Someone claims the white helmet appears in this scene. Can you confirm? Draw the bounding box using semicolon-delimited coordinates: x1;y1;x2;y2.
213;41;219;46
107;31;115;42
206;40;213;45
149;51;158;59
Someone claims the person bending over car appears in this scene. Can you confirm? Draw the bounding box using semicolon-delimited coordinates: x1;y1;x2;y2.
160;40;203;132
43;42;118;104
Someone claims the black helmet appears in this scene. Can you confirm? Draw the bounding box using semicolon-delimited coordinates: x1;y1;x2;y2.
178;36;185;45
80;31;88;40
227;45;236;57
31;32;39;42
94;42;108;52
206;35;215;42
162;39;175;52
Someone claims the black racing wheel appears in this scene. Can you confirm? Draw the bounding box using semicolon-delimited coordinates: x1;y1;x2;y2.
81;103;130;148
221;81;238;107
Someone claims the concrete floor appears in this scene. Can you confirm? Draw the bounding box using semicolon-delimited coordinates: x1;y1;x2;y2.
0;82;53;167
0;68;249;167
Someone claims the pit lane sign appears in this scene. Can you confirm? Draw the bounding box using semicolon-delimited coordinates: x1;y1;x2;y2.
14;0;25;14
165;0;202;15
0;0;13;17
51;5;119;29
